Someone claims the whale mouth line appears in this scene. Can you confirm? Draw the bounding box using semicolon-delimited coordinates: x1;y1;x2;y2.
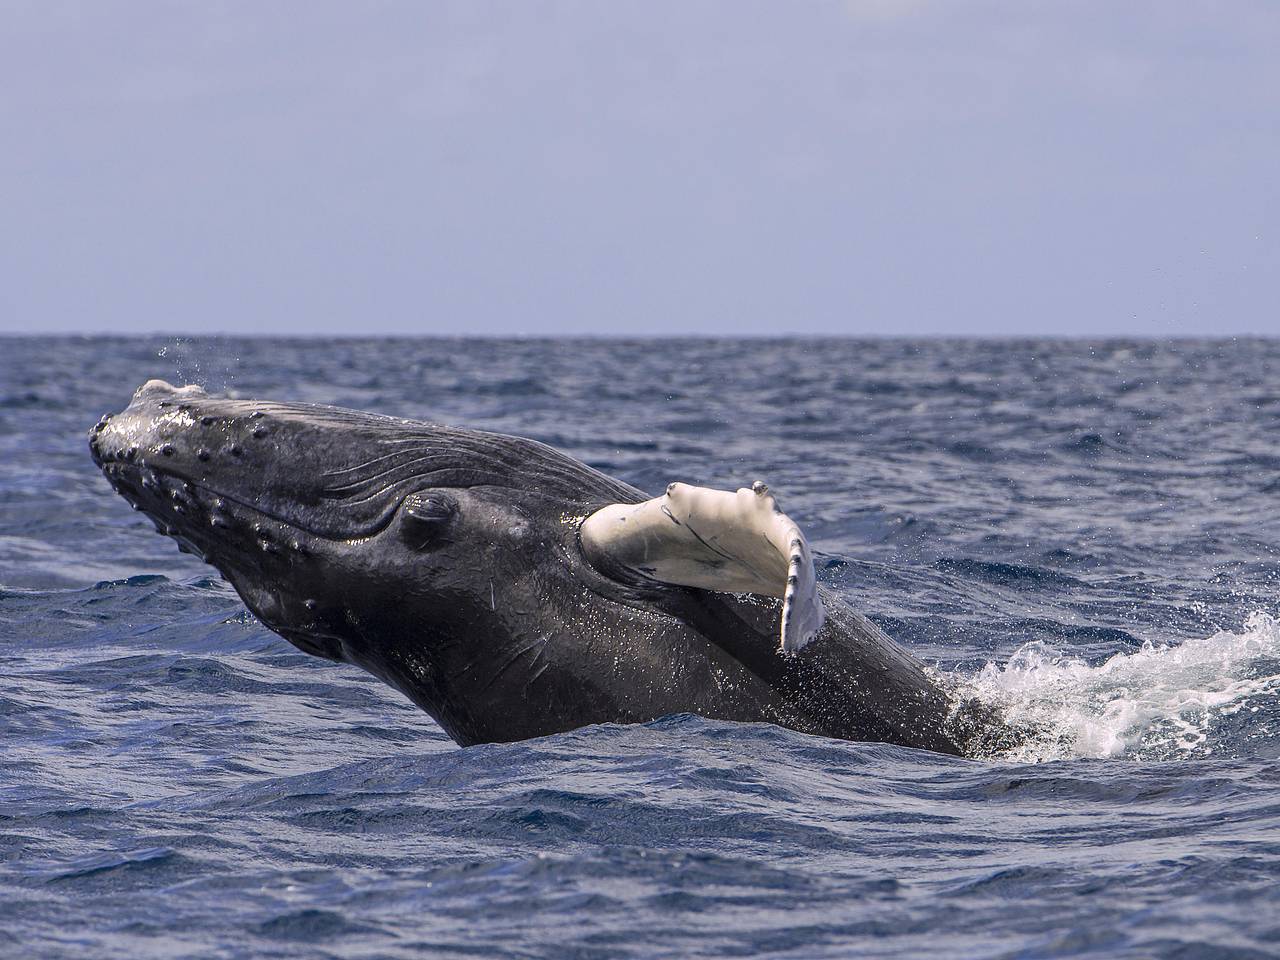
98;454;401;544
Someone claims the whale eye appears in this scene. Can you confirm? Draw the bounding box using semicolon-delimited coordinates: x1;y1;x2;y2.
401;492;456;550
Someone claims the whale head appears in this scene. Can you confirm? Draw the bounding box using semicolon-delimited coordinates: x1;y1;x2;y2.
89;379;653;743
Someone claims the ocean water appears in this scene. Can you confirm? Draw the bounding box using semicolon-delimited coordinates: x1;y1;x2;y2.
2;336;1279;959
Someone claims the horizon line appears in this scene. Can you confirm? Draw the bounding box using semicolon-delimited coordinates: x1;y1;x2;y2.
2;330;1278;342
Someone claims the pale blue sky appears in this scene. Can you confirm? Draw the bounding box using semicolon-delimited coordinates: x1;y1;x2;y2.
2;1;1277;336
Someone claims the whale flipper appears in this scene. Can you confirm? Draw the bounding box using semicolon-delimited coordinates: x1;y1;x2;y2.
580;481;825;653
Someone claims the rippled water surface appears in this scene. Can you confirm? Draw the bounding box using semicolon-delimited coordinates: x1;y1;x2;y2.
2;337;1279;958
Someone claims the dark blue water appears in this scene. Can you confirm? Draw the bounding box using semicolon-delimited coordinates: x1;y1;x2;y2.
3;337;1279;958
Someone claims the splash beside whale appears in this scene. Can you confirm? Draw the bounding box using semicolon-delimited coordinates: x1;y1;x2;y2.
89;379;1002;754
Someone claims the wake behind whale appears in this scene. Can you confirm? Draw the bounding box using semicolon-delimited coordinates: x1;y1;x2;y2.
963;610;1280;762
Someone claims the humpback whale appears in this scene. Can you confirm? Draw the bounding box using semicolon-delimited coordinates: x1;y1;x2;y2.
89;380;996;754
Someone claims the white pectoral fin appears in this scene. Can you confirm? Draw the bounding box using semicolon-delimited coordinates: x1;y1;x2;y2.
580;480;826;654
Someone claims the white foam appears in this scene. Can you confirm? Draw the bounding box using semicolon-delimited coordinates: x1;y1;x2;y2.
961;611;1280;762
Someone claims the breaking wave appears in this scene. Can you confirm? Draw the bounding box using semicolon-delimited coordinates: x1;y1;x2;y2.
967;611;1280;762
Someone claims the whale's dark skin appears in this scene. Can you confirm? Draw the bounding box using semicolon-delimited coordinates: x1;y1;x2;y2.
89;380;990;754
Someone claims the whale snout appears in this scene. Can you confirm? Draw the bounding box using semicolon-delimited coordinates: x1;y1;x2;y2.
89;380;274;564
89;380;222;472
89;378;438;548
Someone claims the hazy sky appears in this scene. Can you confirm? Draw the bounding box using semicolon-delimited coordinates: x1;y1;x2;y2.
3;1;1278;336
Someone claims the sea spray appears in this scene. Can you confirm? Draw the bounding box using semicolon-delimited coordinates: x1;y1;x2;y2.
966;611;1280;762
